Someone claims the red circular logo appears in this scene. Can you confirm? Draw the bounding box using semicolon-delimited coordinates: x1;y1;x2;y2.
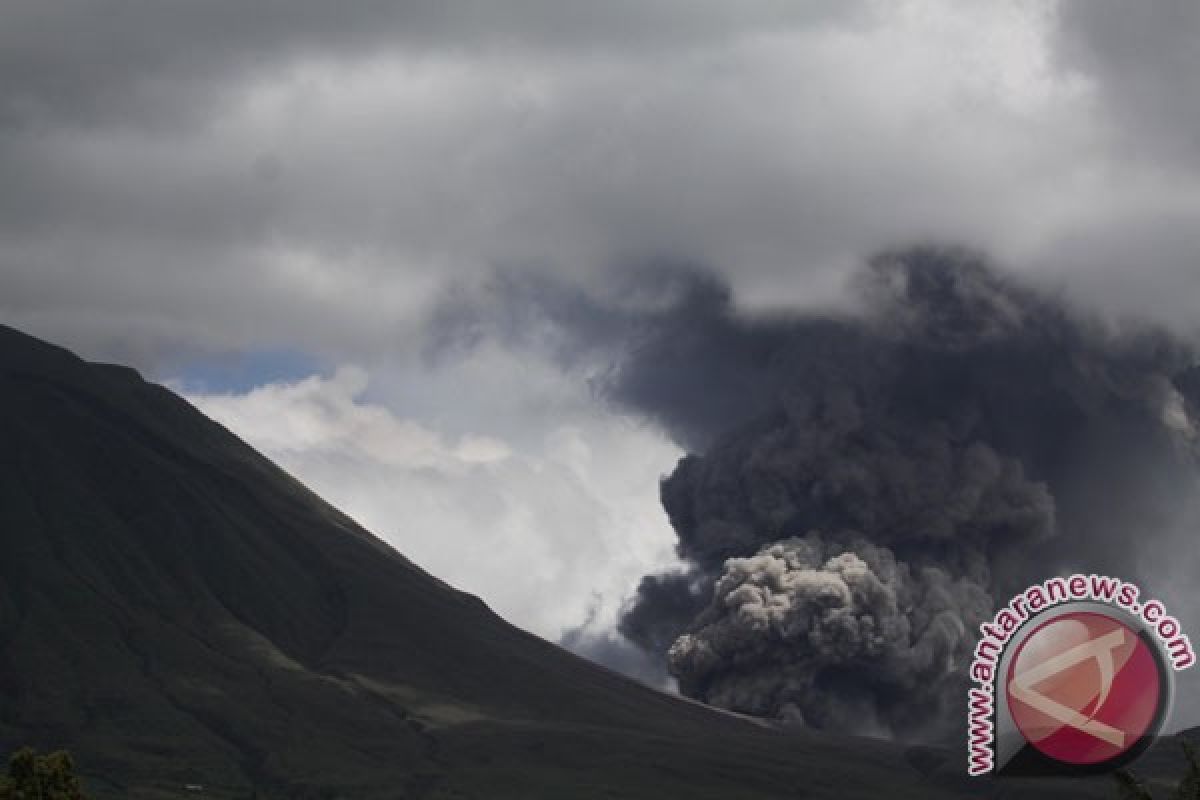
1006;611;1164;766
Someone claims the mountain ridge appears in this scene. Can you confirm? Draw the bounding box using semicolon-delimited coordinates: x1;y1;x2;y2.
0;323;1179;799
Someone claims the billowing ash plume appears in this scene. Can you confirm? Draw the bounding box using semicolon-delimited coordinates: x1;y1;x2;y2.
669;533;991;735
429;245;1200;739
606;246;1200;739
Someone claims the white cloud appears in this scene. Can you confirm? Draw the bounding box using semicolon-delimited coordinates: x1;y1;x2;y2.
183;362;683;642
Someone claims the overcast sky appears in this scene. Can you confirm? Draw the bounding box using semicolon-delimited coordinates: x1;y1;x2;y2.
3;1;1199;675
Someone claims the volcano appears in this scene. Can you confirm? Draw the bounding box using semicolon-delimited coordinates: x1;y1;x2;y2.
0;324;1178;798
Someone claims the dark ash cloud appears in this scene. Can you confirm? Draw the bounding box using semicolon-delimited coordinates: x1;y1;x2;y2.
626;247;1197;738
437;246;1200;738
617;568;710;657
559;599;674;689
669;533;991;736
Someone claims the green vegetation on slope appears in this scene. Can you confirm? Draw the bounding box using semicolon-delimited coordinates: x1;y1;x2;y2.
0;747;88;800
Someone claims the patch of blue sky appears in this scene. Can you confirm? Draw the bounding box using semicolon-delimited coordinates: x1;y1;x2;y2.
166;347;327;394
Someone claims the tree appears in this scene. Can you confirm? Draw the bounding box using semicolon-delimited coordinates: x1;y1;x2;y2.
0;747;89;800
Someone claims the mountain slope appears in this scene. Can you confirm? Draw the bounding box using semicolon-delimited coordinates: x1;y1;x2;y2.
0;324;1148;799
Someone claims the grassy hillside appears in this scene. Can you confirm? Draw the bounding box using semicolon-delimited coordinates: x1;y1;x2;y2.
0;323;1174;799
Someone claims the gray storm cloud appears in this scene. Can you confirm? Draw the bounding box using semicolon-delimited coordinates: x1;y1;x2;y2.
6;0;1200;369
434;245;1200;739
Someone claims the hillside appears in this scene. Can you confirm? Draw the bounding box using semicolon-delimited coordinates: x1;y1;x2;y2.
0;323;1177;799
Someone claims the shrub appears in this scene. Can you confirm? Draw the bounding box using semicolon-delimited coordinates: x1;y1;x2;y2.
0;747;88;800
